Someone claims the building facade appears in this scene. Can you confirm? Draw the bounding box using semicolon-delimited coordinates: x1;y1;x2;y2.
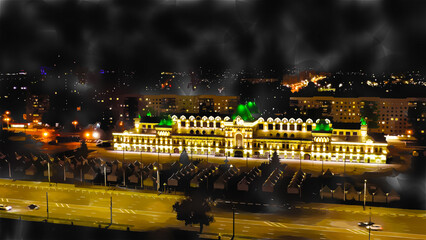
290;96;426;135
113;115;388;164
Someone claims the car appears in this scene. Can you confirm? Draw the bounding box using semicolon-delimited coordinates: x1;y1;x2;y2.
28;204;39;210
366;224;383;231
358;221;374;227
0;204;12;211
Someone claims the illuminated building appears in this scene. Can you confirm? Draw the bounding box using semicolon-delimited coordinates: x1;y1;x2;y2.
113;113;388;164
26;95;50;123
290;96;426;135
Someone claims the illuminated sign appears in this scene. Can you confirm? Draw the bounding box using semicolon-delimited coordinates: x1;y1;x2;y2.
11;124;25;128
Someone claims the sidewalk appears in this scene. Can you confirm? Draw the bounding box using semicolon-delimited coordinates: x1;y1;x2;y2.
0;178;184;200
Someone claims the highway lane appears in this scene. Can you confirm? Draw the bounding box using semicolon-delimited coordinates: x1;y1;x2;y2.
1;180;426;239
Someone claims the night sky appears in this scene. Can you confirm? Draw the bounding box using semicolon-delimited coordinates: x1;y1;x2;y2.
1;0;426;75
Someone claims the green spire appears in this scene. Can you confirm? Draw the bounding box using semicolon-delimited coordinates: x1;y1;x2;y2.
138;113;141;119
231;101;259;121
158;115;174;126
314;119;332;132
360;117;367;126
146;111;152;117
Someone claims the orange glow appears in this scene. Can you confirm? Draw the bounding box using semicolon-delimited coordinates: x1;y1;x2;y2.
72;121;78;126
407;130;412;135
5;111;10;115
4;117;10;122
119;121;123;126
43;132;49;137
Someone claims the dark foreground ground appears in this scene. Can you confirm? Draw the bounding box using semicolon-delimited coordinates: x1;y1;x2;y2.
0;218;197;240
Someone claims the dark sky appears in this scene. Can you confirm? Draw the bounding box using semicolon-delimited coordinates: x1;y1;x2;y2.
1;0;426;75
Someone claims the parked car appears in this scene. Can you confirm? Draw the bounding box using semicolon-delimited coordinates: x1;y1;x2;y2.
366;224;383;231
0;204;12;211
28;204;39;210
358;221;374;227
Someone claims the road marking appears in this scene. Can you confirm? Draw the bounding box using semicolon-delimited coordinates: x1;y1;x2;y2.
66;204;70;208
119;209;124;213
130;210;136;214
218;228;224;230
347;229;368;235
1;198;3;202
6;199;8;202
264;221;286;228
243;226;250;229
61;203;64;207
242;230;248;232
124;209;130;213
55;203;59;207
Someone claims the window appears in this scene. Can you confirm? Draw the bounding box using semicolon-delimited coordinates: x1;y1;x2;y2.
196;122;201;127
209;122;214;128
181;122;186;127
203;122;207;127
216;122;221;128
297;125;302;131
268;124;273;130
258;124;264;130
290;125;294;131
190;122;194;127
307;125;312;131
283;124;288;130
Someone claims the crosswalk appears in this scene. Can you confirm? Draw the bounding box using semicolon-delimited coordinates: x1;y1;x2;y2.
264;221;287;228
346;228;369;235
55;203;70;208
1;198;9;202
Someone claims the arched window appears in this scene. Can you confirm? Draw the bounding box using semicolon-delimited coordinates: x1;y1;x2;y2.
210;131;214;135
190;130;194;134
290;134;295;138
284;133;288;138
202;130;206;135
196;130;200;135
276;133;280;137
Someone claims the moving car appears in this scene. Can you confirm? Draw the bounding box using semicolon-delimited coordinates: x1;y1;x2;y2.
358;221;374;227
0;204;12;211
28;204;39;210
366;224;383;231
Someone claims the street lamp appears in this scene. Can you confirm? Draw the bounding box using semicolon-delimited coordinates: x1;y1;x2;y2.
72;120;78;130
154;166;160;192
363;179;367;211
4;117;10;129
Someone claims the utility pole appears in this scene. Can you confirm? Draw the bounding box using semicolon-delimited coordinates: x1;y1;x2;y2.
363;179;367;211
46;192;49;219
110;196;113;225
369;207;372;240
122;163;126;186
104;165;107;187
7;160;11;178
47;161;51;185
232;205;236;240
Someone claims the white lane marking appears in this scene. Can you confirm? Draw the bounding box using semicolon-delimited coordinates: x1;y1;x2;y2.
243;226;250;229
218;228;224;230
1;198;3;202
124;209;130;213
347;229;368;235
61;203;64;207
66;204;70;208
6;199;8;202
55;203;59;207
119;209;124;213
130;210;136;214
265;221;286;228
242;230;248;232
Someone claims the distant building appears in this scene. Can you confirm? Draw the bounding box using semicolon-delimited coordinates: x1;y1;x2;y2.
113;115;387;164
26;95;50;123
290;96;426;136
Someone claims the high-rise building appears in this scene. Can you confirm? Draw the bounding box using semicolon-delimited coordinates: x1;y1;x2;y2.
290;96;426;136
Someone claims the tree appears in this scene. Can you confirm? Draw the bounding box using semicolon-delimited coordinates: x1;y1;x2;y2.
80;140;88;158
270;150;280;168
179;149;190;166
172;196;214;233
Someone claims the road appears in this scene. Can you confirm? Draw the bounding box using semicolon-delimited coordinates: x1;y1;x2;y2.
0;179;425;240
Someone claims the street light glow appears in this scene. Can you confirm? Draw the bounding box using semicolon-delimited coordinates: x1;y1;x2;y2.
92;131;100;139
